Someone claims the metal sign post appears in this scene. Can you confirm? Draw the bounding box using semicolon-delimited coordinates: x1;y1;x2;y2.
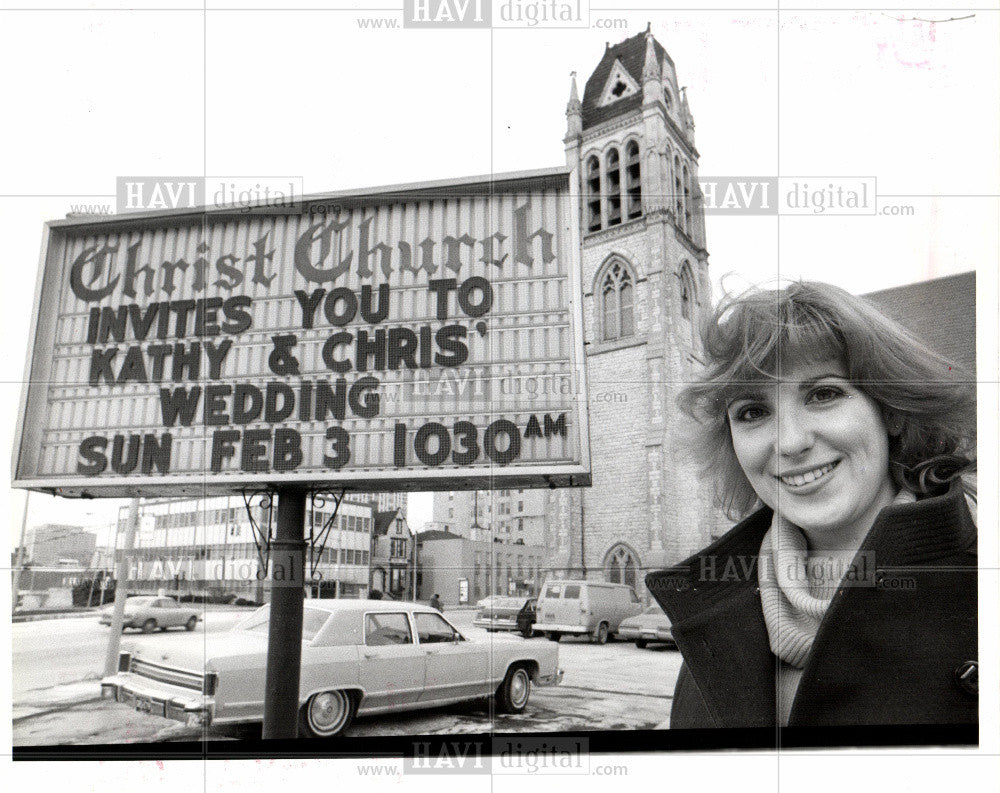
262;489;307;740
103;498;140;677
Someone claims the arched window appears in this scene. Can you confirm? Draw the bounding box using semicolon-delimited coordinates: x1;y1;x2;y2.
600;259;635;341
585;144;644;235
585;155;602;233
673;155;683;223
605;544;639;589
625;140;641;220
606;148;622;226
682;164;692;236
679;261;697;324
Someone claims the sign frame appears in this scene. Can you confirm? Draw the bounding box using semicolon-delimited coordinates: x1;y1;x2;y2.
12;168;592;497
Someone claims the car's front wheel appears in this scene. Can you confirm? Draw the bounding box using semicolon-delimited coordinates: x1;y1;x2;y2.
593;623;609;644
141;619;157;633
495;665;531;713
185;616;198;631
635;639;648;649
547;632;560;642
299;690;356;738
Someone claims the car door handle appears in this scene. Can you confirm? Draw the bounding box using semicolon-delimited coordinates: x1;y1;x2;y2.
363;652;378;659
424;648;439;655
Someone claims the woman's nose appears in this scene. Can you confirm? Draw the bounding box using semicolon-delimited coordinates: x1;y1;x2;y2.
775;406;814;457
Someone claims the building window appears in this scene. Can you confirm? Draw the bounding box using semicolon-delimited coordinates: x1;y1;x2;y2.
625;140;641;220
674;155;683;222
606;148;622;226
605;544;639;589
586;144;642;235
679;262;698;326
683;164;692;236
586;156;602;233
600;259;636;341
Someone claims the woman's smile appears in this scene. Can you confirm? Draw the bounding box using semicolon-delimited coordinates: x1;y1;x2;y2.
776;459;840;490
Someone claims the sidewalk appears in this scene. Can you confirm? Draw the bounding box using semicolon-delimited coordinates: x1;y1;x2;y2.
13;679;104;722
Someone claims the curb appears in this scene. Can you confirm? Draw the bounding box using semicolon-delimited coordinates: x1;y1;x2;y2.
13;611;100;623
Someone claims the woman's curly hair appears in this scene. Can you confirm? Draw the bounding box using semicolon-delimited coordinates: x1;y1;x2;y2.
679;281;976;518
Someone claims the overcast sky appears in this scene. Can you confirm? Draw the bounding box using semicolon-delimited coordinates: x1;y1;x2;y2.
3;5;998;545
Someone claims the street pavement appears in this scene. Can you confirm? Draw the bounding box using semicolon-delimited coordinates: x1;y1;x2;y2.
12;607;682;745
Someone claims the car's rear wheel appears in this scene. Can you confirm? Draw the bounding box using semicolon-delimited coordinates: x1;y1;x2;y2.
185;616;197;631
547;632;560;642
520;626;533;639
141;619;157;633
299;690;355;738
594;623;609;644
495;665;531;713
635;639;647;649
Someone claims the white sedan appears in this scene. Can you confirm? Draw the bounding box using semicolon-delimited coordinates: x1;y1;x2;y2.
615;605;675;649
100;599;562;737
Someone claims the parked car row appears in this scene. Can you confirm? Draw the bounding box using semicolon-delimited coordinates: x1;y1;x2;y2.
473;583;674;648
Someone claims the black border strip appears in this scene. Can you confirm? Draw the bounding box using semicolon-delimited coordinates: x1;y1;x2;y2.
12;724;978;761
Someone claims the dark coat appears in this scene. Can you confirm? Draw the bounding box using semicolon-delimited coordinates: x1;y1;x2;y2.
646;483;978;729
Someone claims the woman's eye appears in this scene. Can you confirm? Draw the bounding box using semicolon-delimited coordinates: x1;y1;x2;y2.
732;404;768;423
809;386;844;404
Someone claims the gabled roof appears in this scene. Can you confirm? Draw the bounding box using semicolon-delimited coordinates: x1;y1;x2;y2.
582;32;672;129
864;271;976;376
373;509;402;536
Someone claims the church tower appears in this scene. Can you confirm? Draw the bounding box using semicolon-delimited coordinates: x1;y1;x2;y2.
545;27;719;591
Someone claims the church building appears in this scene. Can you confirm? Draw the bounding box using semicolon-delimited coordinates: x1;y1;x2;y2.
428;29;725;594
542;28;721;588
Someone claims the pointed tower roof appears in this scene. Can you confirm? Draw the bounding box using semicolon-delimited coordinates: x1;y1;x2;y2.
567;70;581;112
641;31;659;83
581;29;674;129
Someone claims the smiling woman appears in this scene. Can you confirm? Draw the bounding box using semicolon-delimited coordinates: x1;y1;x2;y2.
647;281;977;732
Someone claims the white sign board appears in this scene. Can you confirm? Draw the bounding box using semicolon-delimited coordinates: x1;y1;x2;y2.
13;169;590;497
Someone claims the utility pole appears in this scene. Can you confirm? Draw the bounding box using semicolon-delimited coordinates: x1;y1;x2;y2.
11;491;31;615
103;498;140;677
411;530;418;601
262;489;306;740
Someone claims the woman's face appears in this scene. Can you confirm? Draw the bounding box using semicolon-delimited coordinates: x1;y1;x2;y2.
726;359;897;549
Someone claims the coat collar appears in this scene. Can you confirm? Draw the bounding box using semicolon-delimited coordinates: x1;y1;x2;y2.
646;483;975;728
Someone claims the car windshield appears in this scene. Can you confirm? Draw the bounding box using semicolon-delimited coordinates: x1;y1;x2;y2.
241;606;330;641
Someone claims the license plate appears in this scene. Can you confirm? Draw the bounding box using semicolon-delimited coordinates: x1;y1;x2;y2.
135;696;153;713
641;630;657;638
543;612;554;620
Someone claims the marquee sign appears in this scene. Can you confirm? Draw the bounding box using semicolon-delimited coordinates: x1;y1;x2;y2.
13;169;591;496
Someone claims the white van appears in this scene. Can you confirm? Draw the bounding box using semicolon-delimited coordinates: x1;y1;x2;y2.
532;580;643;644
